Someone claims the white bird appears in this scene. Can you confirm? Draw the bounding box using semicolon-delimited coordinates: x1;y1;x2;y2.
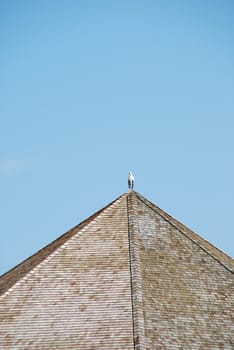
128;171;134;190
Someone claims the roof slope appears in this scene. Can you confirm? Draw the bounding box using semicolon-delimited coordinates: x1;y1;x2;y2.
0;191;233;349
128;192;233;349
0;194;134;349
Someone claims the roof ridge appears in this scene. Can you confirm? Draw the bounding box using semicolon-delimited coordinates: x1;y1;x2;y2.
0;193;127;296
126;192;146;349
134;191;234;274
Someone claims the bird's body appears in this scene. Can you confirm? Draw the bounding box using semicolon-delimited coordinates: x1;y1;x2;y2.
128;171;134;190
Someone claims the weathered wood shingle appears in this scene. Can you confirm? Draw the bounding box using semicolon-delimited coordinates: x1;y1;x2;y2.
0;194;134;349
129;192;234;349
0;191;233;349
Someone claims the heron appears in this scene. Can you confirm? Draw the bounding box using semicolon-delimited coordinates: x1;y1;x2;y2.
128;171;134;190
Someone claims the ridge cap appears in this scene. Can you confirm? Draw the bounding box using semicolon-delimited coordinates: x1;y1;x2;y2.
126;191;146;349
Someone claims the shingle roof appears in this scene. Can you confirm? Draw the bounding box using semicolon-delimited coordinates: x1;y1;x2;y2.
0;191;233;349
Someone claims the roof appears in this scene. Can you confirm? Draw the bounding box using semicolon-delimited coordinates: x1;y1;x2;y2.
0;191;233;349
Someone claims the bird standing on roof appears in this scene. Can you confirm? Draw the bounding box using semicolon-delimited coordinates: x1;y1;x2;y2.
128;171;134;190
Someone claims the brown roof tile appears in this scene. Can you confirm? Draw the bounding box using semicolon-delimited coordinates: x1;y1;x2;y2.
0;191;233;349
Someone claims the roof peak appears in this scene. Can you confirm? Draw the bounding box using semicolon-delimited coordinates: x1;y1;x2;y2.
1;190;233;296
1;190;233;349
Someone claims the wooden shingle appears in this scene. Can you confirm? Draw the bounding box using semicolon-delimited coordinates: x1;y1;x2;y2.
0;191;233;349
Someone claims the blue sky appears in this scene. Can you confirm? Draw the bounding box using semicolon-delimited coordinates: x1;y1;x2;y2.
0;1;233;275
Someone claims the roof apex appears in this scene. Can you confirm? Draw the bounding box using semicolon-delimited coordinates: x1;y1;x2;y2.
1;190;233;349
1;190;233;296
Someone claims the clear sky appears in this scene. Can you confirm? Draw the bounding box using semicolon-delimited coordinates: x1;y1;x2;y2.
0;1;233;275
